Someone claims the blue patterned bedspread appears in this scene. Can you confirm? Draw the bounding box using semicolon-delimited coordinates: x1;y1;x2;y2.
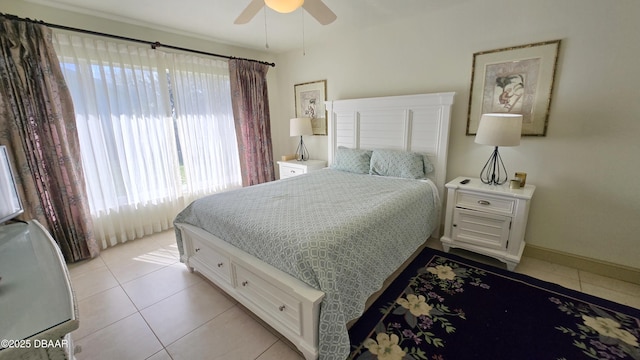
174;169;439;360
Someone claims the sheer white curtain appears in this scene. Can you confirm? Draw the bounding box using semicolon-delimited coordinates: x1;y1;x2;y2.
53;33;241;248
170;54;241;202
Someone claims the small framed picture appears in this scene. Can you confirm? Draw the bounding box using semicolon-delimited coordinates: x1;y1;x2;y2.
467;40;561;136
294;80;327;135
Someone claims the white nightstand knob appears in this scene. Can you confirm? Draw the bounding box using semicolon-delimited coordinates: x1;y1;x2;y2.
242;281;249;287
477;200;491;206
217;262;224;268
279;305;286;311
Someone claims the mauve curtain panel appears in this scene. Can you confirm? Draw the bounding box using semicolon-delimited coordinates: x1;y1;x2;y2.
228;59;275;186
0;15;98;261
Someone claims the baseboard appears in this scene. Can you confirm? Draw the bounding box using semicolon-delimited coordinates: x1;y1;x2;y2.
523;244;640;286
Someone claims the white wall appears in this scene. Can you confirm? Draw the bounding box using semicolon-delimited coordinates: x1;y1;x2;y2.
272;0;640;269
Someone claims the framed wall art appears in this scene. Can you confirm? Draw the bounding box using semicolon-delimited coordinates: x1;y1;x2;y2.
466;40;561;136
294;80;327;135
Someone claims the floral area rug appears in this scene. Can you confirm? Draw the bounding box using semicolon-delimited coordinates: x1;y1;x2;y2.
348;247;640;360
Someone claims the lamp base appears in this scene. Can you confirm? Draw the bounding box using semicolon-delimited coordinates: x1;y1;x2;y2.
295;136;309;161
480;146;508;185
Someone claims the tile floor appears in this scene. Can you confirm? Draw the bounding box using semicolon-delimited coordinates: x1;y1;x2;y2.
67;231;640;360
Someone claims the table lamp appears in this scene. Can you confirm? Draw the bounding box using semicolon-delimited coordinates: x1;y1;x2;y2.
474;113;523;185
290;117;313;161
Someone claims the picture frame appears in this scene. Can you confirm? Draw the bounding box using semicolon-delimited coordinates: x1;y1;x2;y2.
466;40;561;136
294;80;327;135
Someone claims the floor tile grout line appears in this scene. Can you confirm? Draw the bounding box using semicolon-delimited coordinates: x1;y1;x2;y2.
107;259;203;312
71;281;137;342
155;302;244;353
103;256;175;286
73;256;209;348
253;337;284;360
577;269;584;292
72;282;121;304
137;299;170;358
74;281;172;359
578;272;640;297
72;262;158;342
137;280;219;345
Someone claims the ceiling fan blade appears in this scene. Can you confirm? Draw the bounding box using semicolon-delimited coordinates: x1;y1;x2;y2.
302;0;337;25
234;0;264;24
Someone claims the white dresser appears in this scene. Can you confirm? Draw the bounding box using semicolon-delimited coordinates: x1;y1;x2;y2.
277;160;326;179
440;177;535;270
0;221;78;360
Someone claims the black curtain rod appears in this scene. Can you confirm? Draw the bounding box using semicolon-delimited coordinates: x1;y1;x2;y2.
1;12;276;67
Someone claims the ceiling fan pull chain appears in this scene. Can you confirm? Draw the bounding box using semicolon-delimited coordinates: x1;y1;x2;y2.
302;9;306;56
264;7;270;49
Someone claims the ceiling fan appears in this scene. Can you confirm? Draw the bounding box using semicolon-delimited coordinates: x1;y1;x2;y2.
234;0;337;25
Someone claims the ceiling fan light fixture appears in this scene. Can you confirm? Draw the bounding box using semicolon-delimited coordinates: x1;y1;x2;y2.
264;0;304;13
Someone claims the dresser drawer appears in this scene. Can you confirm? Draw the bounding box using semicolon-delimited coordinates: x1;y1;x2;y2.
280;164;304;178
456;191;516;215
191;237;232;285
234;264;302;335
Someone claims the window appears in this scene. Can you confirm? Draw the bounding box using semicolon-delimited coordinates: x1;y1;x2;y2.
54;33;241;247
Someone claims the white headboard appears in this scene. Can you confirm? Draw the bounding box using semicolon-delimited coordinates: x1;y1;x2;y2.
325;92;455;202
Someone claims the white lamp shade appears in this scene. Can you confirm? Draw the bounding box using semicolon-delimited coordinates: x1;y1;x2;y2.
290;117;313;136
475;113;523;147
264;0;304;13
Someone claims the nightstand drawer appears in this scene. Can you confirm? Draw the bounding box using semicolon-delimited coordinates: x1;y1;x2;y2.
456;191;516;215
277;160;326;180
280;164;304;178
452;208;510;250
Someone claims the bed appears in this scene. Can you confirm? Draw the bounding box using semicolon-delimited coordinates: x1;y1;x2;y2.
174;92;455;360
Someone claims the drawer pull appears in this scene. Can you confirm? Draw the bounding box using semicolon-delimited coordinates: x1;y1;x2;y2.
477;200;491;206
217;262;224;268
195;248;201;252
290;170;296;173
279;305;286;311
242;281;249;287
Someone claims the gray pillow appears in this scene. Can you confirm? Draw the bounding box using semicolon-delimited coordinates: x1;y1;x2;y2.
422;154;435;175
330;147;372;174
369;149;432;179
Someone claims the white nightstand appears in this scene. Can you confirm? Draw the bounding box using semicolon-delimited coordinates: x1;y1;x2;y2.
277;159;327;179
440;177;535;270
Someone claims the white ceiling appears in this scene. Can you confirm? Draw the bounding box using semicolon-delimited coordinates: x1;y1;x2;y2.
25;0;451;53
